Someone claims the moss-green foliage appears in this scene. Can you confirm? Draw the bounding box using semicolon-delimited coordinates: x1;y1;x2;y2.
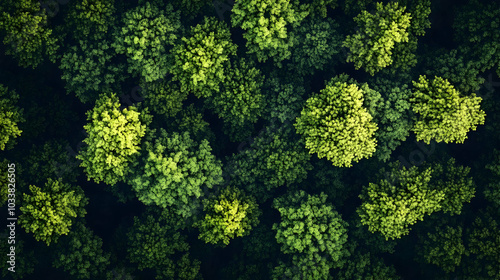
410;75;486;144
229;124;313;202
464;213;500;279
272;190;349;278
65;0;116;41
288;16;342;76
19;178;88;245
112;2;181;82
261;70;306;124
431;158;475;215
368;77;413;162
295;76;378;167
0;84;24;150
342;2;411;75
416;225;465;273
485;150;500;207
171;17;237;98
0;236;36;280
306;0;337;18
231;0;308;66
335;250;400;280
126;212;201;279
140;78;188;118
53;222;110;279
24;140;79;186
76;93;151;186
206;57;264;132
357;162;444;240
0;159;9;207
167;104;215;144
59;39;125;104
128;129;223;218
0;0;58;68
453;0;500;73
194;186;261;246
171;0;211;19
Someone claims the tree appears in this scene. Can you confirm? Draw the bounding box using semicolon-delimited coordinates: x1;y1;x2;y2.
0;0;58;68
140;78;188;118
342;2;411;75
335;249;400;280
288;16;342;76
128;128;223;218
305;0;337;18
205;57;265;135
485;149;500;207
0;84;24;150
170;17;237;98
294;76;378;167
0;234;36;280
357;162;444;240
228;123;313;202
416;225;465;273
194;186;261;246
112;2;181;82
76;93;151;186
272;190;349;276
231;0;308;66
59;39;126;104
64;0;116;41
53;222;111;279
19;178;89;245
410;75;486;144
368;77;413;162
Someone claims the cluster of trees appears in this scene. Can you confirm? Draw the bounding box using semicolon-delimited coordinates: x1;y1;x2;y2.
0;0;499;279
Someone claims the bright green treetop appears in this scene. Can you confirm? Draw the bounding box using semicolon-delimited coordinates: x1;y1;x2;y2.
410;75;486;144
19;178;89;245
194;186;261;246
59;39;126;104
231;0;308;66
342;2;411;75
53;222;110;279
128;128;223;218
272;190;349;269
170;16;237;98
76;93;151;186
206;57;265;130
357;162;444;240
0;84;24;150
0;0;58;68
112;2;181;82
294;76;378;167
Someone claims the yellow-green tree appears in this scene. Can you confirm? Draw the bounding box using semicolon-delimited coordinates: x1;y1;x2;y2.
19;178;88;245
0;84;24;150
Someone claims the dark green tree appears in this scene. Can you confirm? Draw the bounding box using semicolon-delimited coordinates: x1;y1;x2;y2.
0;235;36;280
140;78;188;118
170;17;237;98
53;222;111;279
19;178;89;245
64;0;116;41
485;149;500;207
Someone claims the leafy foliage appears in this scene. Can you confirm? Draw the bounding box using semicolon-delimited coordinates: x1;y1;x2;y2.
342;2;411;75
194;186;261;246
76;93;151;186
53;222;110;279
170;16;237;98
357;162;444;240
410;75;486;144
231;0;308;66
272;190;349;275
140;78;188;118
65;0;116;41
295;76;378;167
0;84;24;150
0;236;36;279
0;0;58;68
19;178;88;245
59;39;125;104
485;150;500;207
128;128;223;218
112;2;181;82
